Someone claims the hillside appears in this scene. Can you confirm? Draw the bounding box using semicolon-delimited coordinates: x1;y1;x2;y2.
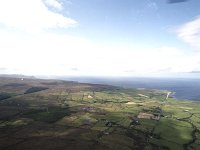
0;77;199;150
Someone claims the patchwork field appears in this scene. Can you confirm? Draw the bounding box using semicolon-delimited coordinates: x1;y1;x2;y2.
0;77;199;150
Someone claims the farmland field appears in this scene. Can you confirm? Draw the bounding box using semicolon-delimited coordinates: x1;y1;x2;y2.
0;77;199;150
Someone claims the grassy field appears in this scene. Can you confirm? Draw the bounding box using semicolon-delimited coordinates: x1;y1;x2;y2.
0;77;199;150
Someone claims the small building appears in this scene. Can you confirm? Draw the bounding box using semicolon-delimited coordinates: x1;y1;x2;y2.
137;112;160;121
87;95;93;99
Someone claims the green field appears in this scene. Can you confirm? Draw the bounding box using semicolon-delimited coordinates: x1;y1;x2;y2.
0;77;199;150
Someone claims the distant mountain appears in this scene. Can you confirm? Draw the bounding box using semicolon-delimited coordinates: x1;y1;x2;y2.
189;71;200;73
0;74;36;79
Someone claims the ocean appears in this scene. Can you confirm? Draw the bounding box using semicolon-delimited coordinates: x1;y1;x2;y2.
61;77;200;101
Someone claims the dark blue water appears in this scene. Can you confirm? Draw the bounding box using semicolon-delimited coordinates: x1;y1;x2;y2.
60;77;200;101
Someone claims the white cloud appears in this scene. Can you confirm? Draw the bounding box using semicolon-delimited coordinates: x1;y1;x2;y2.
0;0;76;33
0;29;96;75
176;16;200;50
0;0;79;75
43;0;63;11
1;26;200;76
2;32;200;76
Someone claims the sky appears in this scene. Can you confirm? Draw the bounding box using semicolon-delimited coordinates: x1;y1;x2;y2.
0;0;200;77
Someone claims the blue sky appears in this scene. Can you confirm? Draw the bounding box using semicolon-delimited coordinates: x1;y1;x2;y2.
63;0;199;47
0;0;200;77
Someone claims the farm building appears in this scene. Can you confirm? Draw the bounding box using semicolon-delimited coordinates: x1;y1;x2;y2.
137;112;160;121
